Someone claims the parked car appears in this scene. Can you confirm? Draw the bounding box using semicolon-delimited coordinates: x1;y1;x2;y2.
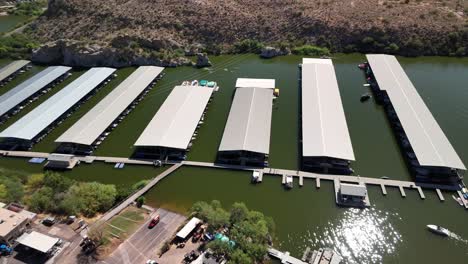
146;260;158;264
148;215;160;229
42;216;56;226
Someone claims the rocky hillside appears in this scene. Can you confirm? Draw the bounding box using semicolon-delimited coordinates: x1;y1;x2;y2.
29;0;468;66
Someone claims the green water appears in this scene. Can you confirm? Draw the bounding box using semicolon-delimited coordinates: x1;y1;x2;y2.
0;15;29;33
0;54;467;263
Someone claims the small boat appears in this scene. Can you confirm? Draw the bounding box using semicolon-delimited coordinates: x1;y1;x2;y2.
363;83;370;87
252;171;260;183
380;176;390;179
426;225;449;237
285;175;293;189
360;93;371;102
358;63;367;69
452;195;463;206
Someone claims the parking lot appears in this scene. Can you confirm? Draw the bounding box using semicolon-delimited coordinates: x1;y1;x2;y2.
100;208;186;264
5;218;79;264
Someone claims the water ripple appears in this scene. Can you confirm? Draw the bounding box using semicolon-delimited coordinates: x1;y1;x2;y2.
298;208;402;264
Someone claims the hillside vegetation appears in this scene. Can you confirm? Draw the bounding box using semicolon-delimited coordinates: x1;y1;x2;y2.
27;0;468;65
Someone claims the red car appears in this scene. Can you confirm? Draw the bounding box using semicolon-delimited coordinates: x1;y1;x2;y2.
148;215;160;229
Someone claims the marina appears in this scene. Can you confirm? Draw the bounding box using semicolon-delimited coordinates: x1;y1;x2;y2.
0;66;71;122
0;60;31;86
0;54;467;263
362;55;466;184
133;81;215;160
0;67;116;150
299;58;354;175
217;78;275;167
55;66;164;155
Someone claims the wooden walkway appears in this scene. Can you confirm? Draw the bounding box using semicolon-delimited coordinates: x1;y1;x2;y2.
98;163;182;223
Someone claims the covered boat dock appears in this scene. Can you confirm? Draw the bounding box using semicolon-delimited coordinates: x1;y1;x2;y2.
0;60;31;86
0;67;116;150
217;78;274;167
0;66;72;122
300;58;355;175
55;66;164;155
134;84;214;160
364;54;466;184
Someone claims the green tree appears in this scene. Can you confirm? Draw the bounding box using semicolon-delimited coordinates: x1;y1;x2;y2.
66;182;117;217
229;249;252;264
136;196;145;208
43;171;74;193
455;47;466;57
27;187;54;212
0;184;8;201
26;173;44;190
0;175;24;202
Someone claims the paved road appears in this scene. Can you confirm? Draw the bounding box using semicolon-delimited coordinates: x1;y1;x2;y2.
101;208;186;264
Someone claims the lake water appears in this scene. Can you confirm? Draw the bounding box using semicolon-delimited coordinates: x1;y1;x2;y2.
0;15;29;33
0;54;467;263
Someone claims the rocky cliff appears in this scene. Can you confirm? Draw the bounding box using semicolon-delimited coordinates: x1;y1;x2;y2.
29;0;468;66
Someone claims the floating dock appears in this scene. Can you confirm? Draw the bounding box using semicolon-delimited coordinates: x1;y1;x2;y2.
365;54;466;184
269;247;342;264
300;58;355;175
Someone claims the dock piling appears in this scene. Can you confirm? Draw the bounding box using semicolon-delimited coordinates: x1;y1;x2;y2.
435;189;444;201
380;184;387;195
416;186;425;199
399;186;406;197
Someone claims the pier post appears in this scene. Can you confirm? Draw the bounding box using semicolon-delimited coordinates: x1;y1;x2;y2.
399;186;406;197
435;189;444;202
380;184;387;195
416;186;425;200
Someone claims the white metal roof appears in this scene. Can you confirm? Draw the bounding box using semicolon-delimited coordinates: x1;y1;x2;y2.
0;67;116;141
176;217;201;239
367;54;465;170
301;59;355;161
0;60;30;83
235;78;275;89
340;183;367;197
218;85;273;154
0;66;72;117
134;85;213;149
56;66;164;145
16;231;59;253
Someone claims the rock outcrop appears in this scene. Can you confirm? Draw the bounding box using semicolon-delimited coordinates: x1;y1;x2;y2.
260;46;291;58
32;40;192;68
195;53;212;68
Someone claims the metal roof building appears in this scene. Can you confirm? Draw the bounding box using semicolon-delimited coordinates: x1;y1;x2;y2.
176;217;201;240
0;60;30;83
16;231;60;254
235;78;276;89
0;67;116;141
0;66;72;117
301;58;355;161
218;79;274;155
56;66;164;146
134;85;214;150
366;54;465;170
